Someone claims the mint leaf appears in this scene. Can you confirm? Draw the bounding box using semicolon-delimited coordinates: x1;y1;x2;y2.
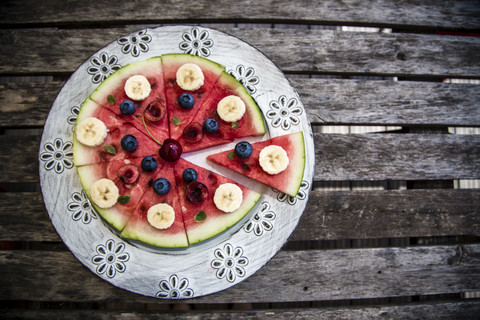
118;195;131;205
194;210;207;222
104;144;116;154
107;95;116;106
232;122;239;129
227;151;235;160
172;116;181;126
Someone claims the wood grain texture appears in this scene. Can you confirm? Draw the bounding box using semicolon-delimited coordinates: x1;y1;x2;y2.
294;79;480;126
1;0;480;30
2;189;480;242
1;244;479;303
314;133;480;180
3;79;480;127
4;301;480;319
1;28;480;77
0;135;40;183
0;82;63;127
3;133;479;183
293;189;480;241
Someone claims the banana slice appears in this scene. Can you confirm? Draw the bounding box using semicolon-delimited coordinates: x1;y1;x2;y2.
176;63;204;91
259;145;289;175
76;117;108;147
217;95;246;122
214;183;243;213
124;75;151;101
90;178;119;209
147;203;175;229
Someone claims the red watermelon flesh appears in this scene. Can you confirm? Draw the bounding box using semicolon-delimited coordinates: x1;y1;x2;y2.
77;156;164;231
179;72;265;153
73;114;161;166
162;54;224;140
173;158;261;244
89;57;169;145
121;162;189;248
207;132;306;198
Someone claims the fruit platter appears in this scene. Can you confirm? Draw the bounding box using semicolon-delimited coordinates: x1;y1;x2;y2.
39;26;314;298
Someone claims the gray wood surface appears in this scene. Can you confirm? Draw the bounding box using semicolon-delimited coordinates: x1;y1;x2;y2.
2;0;480;30
3;79;480;127
314;132;480;180
4;301;480;320
1;28;480;77
2;244;479;303
2;189;479;242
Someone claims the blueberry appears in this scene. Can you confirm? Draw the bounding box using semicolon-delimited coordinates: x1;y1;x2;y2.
203;118;218;134
178;93;195;109
119;100;135;115
141;156;158;172
152;178;170;195
234;141;253;159
121;134;138;152
182;168;198;183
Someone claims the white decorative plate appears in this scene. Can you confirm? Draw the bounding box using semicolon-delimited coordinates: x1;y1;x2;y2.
39;26;314;299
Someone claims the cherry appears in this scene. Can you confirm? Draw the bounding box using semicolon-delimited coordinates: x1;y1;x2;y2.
159;139;182;162
183;122;203;143
144;101;166;122
117;164;139;184
185;181;208;204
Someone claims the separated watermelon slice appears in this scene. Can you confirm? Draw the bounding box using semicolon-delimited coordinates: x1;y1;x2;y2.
207;132;305;197
77;156;164;231
121;161;189;248
162;53;224;141
173;158;261;245
89;57;170;146
178;71;266;153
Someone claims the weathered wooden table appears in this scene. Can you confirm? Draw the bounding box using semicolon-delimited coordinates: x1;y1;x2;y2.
1;1;480;318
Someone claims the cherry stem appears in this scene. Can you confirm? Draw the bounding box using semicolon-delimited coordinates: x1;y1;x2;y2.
135;114;162;146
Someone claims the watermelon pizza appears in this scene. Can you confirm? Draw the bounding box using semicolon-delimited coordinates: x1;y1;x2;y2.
73;53;305;248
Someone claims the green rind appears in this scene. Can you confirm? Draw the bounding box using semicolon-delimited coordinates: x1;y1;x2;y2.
89;57;162;104
72;98;101;166
120;223;189;248
161;53;225;74
76;166;129;232
221;72;266;135
284;131;306;197
187;190;261;245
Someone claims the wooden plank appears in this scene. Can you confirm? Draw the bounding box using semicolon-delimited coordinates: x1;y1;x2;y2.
0;82;62;127
1;244;479;303
3;79;480;127
314;133;480;181
1;28;480;77
0;193;60;242
3;133;479;183
4;301;480;319
2;189;479;242
1;0;479;30
292;189;480;241
293;79;480;126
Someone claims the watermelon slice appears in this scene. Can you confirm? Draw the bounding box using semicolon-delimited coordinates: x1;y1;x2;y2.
121;162;189;248
179;71;266;153
207;132;305;197
173;158;261;244
77;156;164;231
89;57;169;145
162;53;224;140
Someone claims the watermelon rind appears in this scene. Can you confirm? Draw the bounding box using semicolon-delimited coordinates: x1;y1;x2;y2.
284;131;306;197
224;71;266;136
77;165;131;232
89;57;162;104
120;220;189;248
187;190;261;245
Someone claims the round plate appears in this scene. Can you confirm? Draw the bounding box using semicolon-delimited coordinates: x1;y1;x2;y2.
39;26;314;299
